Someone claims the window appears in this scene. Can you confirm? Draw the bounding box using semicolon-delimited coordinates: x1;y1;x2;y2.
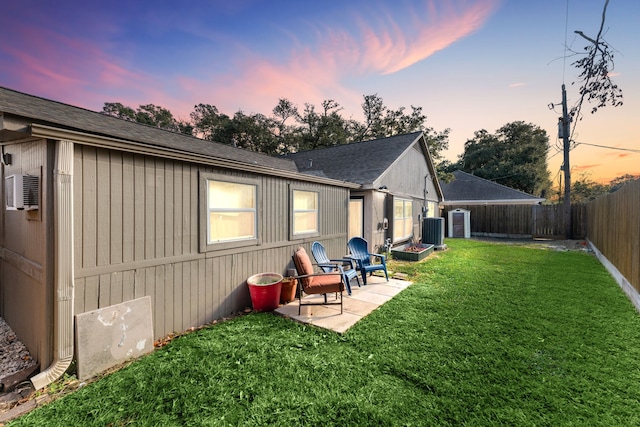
393;198;413;242
207;179;256;244
425;201;438;218
292;190;318;236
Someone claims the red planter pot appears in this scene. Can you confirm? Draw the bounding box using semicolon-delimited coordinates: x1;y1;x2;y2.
247;273;283;312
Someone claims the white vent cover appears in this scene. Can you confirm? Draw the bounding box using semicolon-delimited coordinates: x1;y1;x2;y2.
5;174;39;210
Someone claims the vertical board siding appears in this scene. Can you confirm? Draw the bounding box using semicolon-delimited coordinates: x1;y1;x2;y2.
82;147;97;268
164;161;175;258
133;155;145;262
144;157;156;260
96;150;110;266
75;146;350;339
155;159;165;259
122;153;135;263
110;152;123;265
0;139;51;366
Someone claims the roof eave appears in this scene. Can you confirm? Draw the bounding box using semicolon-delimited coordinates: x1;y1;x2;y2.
440;199;544;205
30;123;360;189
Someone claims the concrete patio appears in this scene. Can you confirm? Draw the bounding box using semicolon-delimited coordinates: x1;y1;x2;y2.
274;274;412;333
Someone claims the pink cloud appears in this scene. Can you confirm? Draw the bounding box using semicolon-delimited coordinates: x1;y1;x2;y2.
0;20;165;111
1;0;499;122
574;164;601;171
200;0;499;116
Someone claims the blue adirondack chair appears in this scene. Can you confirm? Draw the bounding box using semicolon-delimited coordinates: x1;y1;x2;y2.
347;237;389;286
311;241;360;295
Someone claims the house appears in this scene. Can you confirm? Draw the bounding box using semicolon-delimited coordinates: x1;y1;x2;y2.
440;170;545;206
0;86;358;387
285;132;444;252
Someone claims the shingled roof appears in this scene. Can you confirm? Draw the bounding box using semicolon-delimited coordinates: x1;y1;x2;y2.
284;132;425;185
441;170;544;205
0;86;307;176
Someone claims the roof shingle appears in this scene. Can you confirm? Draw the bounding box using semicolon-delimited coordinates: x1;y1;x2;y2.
0;86;298;172
441;170;543;203
284;132;423;185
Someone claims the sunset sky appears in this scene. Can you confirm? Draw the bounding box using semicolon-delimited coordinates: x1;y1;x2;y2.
1;0;638;185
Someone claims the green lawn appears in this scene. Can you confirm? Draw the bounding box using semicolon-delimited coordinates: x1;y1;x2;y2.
11;239;640;426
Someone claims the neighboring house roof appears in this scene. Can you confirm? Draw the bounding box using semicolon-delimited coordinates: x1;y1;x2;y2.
441;170;544;205
284;132;443;199
0;86;358;188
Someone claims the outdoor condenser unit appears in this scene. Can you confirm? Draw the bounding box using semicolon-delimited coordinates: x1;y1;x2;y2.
422;217;446;250
5;174;39;210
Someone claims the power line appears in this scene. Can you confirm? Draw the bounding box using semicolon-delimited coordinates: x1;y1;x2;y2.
574;141;640;153
563;0;570;84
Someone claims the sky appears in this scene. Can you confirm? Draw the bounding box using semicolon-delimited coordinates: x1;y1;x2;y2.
1;0;639;186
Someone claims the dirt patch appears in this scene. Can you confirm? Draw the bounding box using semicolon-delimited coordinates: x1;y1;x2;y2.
470;237;592;252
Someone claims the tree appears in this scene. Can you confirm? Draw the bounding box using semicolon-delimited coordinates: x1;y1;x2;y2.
357;94;386;140
190;103;231;141
570;174;609;203
608;174;639;193
454;122;551;197
569;0;623;123
296;99;350;151
271;98;299;153
355;94;432;142
101;102;192;134
101;102;136;121
103;93;450;158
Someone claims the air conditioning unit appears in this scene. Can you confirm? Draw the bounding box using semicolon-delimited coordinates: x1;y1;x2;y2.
5;174;39;211
422;217;447;250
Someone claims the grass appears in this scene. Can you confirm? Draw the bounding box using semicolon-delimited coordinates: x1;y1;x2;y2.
11;239;640;426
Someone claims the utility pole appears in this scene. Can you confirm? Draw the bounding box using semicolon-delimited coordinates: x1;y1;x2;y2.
560;84;572;239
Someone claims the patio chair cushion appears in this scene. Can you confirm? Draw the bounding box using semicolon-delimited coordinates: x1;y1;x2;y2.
293;247;343;294
294;247;315;287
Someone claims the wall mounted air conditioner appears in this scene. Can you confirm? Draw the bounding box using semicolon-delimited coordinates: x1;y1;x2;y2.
5;174;39;210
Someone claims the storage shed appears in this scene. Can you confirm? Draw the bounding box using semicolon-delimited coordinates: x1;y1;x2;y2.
448;208;471;238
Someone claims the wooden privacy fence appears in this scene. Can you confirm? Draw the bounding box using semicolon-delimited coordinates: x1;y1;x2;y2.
587;180;640;294
442;204;587;239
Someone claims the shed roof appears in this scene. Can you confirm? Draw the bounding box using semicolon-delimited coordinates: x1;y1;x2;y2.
441;170;544;204
0;86;359;187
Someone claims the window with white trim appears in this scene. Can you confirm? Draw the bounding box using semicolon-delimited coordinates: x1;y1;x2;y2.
292;190;318;236
393;198;413;241
207;180;256;243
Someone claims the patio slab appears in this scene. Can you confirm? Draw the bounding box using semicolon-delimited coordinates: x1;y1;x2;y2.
274;275;412;333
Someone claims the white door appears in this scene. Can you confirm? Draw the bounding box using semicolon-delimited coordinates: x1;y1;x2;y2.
348;198;364;239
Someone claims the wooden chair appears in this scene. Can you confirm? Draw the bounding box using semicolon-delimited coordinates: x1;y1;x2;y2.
311;241;360;295
292;247;345;315
347;237;389;286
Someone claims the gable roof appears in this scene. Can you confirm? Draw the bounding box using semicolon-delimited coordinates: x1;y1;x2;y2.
284;131;443;198
441;170;544;205
0;86;358;188
284;132;421;184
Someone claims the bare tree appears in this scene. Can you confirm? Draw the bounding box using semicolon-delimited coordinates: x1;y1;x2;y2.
570;0;623;126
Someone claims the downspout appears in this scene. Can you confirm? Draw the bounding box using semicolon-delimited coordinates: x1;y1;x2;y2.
31;140;74;389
